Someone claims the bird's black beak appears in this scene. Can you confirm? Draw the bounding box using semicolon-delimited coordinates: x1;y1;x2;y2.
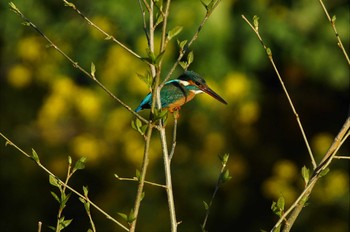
200;85;227;105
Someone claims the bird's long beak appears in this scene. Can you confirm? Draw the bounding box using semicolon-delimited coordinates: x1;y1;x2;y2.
200;85;227;105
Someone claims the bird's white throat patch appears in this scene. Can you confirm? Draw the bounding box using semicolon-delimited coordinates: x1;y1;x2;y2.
190;89;203;94
178;80;190;86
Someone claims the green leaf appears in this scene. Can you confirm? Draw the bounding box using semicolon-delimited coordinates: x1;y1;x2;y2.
135;169;141;181
155;51;165;65
60;192;72;208
179;61;188;70
220;169;232;184
271;196;285;217
74;156;87;171
137;72;152;88
266;47;272;56
301;166;310;184
187;51;194;66
146;48;156;64
83;186;89;197
177;40;188;51
68;156;72;165
118;212;128;222
128;209;136;223
201;0;214;11
253;15;259;30
81;197;90;211
49;175;60;188
59;217;73;229
167;26;183;40
276;196;285;211
219;153;229;166
319;167;330;178
203;201;209;210
63;0;76;9
90;62;96;78
153;109;168;121
31;148;40;163
331;15;336;22
51;191;60;203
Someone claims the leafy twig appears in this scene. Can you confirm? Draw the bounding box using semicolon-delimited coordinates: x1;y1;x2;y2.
318;0;350;65
0;132;129;231
241;14;317;170
242;14;350;232
160;0;223;87
201;154;231;231
114;174;167;188
271;118;349;232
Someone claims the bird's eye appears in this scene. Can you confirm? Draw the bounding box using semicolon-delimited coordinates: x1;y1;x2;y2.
195;81;201;86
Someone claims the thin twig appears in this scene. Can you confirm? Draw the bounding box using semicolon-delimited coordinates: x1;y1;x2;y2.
201;155;229;231
115;175;167;188
38;221;42;232
137;0;150;46
62;0;142;60
241;14;317;170
169;112;179;162
318;0;350;65
9;2;149;125
0;132;129;231
160;0;223;87
333;155;350;160
270;117;350;232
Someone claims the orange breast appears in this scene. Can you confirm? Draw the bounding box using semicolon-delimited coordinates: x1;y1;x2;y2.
167;91;196;112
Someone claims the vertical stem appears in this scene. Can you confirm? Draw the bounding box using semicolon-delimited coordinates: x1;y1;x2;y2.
159;124;178;231
129;125;153;232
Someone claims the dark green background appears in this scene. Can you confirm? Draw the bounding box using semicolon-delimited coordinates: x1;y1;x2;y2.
1;0;349;231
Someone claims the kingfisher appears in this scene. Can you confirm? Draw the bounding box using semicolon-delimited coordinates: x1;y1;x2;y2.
135;70;227;113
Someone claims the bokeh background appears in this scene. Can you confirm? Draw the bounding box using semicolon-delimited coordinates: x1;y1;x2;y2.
1;0;349;231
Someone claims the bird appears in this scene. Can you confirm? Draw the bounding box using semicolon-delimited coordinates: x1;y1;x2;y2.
135;70;227;113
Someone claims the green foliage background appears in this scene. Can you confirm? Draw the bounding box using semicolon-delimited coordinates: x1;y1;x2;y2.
0;0;349;231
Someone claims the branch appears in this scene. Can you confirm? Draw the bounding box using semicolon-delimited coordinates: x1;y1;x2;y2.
9;2;149;125
275;117;350;232
318;0;350;65
201;154;231;231
241;15;317;170
160;0;223;87
0;132;129;231
241;14;350;232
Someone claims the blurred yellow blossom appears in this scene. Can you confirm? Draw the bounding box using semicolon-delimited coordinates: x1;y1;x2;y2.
74;88;102;122
37;77;77;144
71;134;104;162
314;170;349;204
262;160;299;204
101;46;136;86
104;108;132;142
17;36;42;62
238;101;260;125
311;132;333;159
7;64;32;88
90;16;114;39
223;72;250;102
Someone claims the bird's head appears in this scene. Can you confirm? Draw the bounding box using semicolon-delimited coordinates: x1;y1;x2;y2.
178;71;227;105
